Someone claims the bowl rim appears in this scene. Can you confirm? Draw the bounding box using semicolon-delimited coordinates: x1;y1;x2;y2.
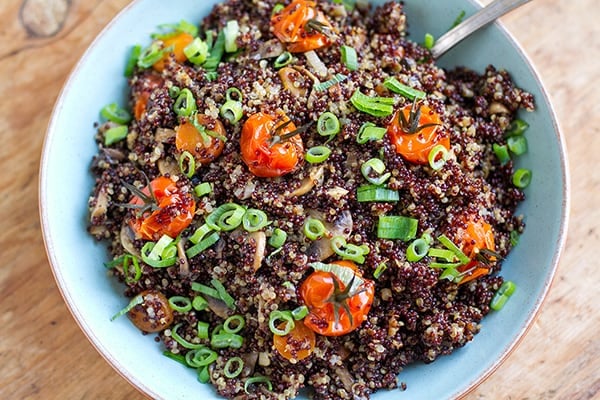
38;0;570;399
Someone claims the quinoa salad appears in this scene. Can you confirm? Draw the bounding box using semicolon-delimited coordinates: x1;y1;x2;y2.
87;0;534;398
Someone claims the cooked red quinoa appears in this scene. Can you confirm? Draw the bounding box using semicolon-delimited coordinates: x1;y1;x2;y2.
88;1;533;398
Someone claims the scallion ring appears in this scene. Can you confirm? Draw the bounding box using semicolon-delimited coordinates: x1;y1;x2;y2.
226;87;243;102
211;332;244;349
104;125;128;146
193;296;209;312
244;376;273;393
122;255;142;284
423;33;435;49
197;365;211;383
356;122;387;144
168;296;192;313
137;41;166;69
490;280;517;311
340;45;358;71
185;231;220;258
373;262;387;279
350;89;395;117
184;37;209;65
171;323;204;349
317;112;341;138
360;158;391;185
173;88;197;117
220;100;243;124
224;357;245;378
493;143;511;166
428;247;457;262
197;321;210;339
268;228;287;248
291;305;309;320
242;208;270;232
507;135;528;156
303;217;327;240
192;347;218;367
437;234;470;264
268;310;295;336
124;44;142;78
101;103;132;124
223;20;240;53
331;236;368;264
223;315;245;334
305;146;331;164
194;182;212;197
274;51;293;68
406;238;430;262
512;168;532;188
428;144;448;170
110;294;143;321
505;119;529;136
178;151;196;178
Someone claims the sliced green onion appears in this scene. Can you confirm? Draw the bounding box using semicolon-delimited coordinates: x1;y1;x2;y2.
204;30;225;71
361;158;391;185
350;89;395;117
188;224;213;245
373;262;387;279
124;44;142;77
223;20;240;53
507;135;528;156
104;125;128;146
306;146;332;164
110;294;143;321
317;112;341;138
179;150;196;178
192;282;220;300
226;87;243;102
197;321;210;339
269;228;287;248
224;357;244;378
340;45;358;71
274;51;293;68
268;310;295;336
429;261;462;269
242;209;270;232
423;33;435;49
272;3;285;15
406;238;430;262
101;103;132;124
211;332;244;349
382;77;426;100
171;323;204;349
122;255;142;283
493;143;511;166
210;278;236;309
191;347;218;367
505;119;529;137
168;86;181;98
193;296;209;312
205;71;218;81
291;305;309;320
206;203;246;231
451;10;467;29
224;315;245;334
512;168;532;188
186;231;218;257
197;365;211;383
356;122;387;144
314;73;347;92
163;350;187;366
331;236;369;264
184;37;209;65
148;235;174;260
428;144;448;170
490;280;516;310
174;88;197;117
137;41;166;68
244;376;273;393
437;234;470;264
428;247;457;262
194;182;212;197
304;217;327;240
153;20;198;39
377;215;418;241
357;185;399;202
219;100;243;125
510;230;520;247
439;267;460;282
141;240;178;268
168;296;192;313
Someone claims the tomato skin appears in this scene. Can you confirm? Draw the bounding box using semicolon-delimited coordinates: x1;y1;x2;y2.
153;32;195;72
128;290;174;332
133;74;164;121
300;261;375;337
273;320;316;361
175;114;226;165
271;0;332;53
387;104;449;164
456;217;496;284
240;112;304;178
128;176;195;241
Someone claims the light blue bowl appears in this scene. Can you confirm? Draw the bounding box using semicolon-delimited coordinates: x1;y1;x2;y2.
40;0;569;399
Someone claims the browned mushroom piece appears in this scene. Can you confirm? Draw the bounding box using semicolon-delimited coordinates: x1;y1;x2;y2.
128;290;174;333
289;165;325;197
120;222;140;257
305;210;353;261
248;231;267;272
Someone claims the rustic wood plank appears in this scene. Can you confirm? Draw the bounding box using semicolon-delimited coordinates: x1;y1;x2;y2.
0;0;597;399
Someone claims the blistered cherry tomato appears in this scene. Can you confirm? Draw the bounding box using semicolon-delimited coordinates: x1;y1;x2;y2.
176;114;226;165
240;112;304;178
153;32;195;72
273;320;316;361
128;176;195;241
300;260;375;336
271;0;333;53
128;290;174;332
456;217;496;285
387;103;449;164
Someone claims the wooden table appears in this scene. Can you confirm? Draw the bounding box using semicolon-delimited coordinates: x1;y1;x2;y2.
1;0;598;398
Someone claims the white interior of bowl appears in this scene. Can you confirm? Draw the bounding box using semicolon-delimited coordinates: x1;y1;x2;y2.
40;0;569;399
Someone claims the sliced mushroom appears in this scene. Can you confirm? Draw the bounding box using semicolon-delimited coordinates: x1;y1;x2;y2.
489;101;510;115
304;50;328;78
306;210;353;261
249;39;285;60
248;231;266;272
279;67;310;97
176;239;190;277
157;157;180;177
90;186;109;222
289;165;325;197
205;295;230;319
334;366;355;393
155;127;176;143
258;351;271;367
120;222;140;257
240;352;259;377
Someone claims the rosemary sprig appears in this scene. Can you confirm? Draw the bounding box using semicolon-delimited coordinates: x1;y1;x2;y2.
115;173;160;217
398;98;441;134
305;19;335;39
269;120;314;147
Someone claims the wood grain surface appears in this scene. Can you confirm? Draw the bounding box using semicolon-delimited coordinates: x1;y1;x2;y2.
0;0;598;399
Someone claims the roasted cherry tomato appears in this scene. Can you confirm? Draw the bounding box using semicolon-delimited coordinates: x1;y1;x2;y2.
128;290;174;332
456;217;496;284
153;32;195;72
240;112;304;178
300;260;375;336
387;103;449;164
273;319;316;361
176;114;226;165
128;176;195;241
271;0;333;53
133;74;164;121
